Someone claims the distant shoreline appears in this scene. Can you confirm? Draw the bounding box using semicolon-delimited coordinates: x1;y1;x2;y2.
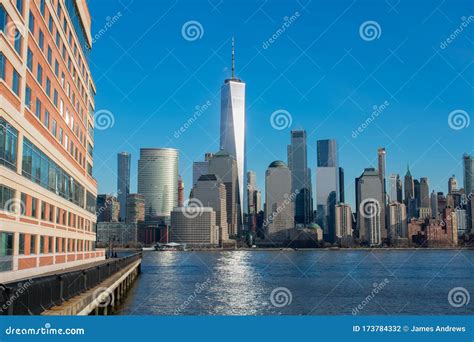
134;247;474;252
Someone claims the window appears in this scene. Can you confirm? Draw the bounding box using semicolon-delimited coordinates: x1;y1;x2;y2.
43;110;49;128
0;185;15;211
45;77;51;97
47;46;52;64
55;31;60;47
40;0;45;16
41;201;46;220
30;234;36;254
48;15;53;32
12;70;20;96
27;48;33;70
21;138;86;208
59;127;63;143
0;5;6;31
38;30;44;50
37;63;43;84
16;1;23;16
54;60;59;76
28;11;34;33
0;232;14;272
53;90;58;106
25;86;31;108
0;118;18;170
14;32;22;54
52;120;57;136
40;236;45;254
35;99;41;119
0;53;4;80
31;197;37;218
19;234;25;254
56;2;62;18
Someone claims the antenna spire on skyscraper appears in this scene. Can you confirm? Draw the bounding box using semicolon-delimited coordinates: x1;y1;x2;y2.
231;36;235;79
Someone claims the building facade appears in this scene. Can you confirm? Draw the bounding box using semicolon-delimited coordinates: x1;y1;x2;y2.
96;194;119;223
170;207;219;247
117;151;130;221
0;0;104;282
126;193;145;223
464;154;473;196
137;148;178;221
335;203;353;239
264;161;294;237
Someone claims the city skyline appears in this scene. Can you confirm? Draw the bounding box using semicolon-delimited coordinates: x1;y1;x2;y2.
89;1;473;210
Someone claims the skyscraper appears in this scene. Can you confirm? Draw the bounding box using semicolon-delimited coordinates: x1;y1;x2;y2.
356;168;383;246
178;175;184;207
388;202;408;241
335;203;353;239
404;165;414;203
396;175;403;203
117;152;131;221
265;161;294;237
420;177;430;208
377;147;386;202
192;153;213;186
430;191;439;219
192;174;229;243
316;139;339;241
137;148;179;221
287;130;312;225
339;167;345;203
208;151;239;238
388;174;398;203
126;194;145;223
463;154;474;195
448;175;458;194
0;0;104;282
220;38;246;233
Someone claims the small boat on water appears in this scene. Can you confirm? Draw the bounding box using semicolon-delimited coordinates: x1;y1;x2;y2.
154;242;187;251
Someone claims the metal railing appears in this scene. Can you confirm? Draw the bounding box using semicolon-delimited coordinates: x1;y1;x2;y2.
0;252;142;315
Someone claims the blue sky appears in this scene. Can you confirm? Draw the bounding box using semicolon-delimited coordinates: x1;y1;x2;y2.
88;0;473;209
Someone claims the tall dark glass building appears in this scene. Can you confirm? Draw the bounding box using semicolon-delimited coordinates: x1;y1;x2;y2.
287;130;312;225
117;152;131;221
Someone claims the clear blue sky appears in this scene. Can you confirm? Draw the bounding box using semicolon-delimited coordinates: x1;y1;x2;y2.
88;0;473;209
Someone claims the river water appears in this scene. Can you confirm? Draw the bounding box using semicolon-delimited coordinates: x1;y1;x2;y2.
117;250;474;315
